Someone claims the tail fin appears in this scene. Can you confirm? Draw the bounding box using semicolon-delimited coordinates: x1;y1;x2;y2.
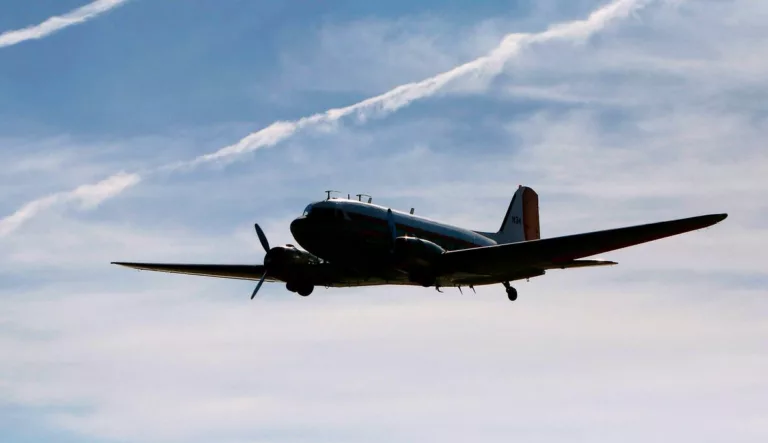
483;186;540;244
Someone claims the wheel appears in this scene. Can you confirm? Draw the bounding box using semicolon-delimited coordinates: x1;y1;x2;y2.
297;285;314;297
286;282;297;293
409;272;436;288
506;286;518;301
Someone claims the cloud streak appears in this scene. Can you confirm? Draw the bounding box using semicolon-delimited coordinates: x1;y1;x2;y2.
0;172;140;237
188;0;650;166
0;0;651;237
0;0;130;49
3;1;768;438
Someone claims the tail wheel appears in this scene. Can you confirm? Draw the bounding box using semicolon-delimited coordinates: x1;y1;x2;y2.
502;281;518;301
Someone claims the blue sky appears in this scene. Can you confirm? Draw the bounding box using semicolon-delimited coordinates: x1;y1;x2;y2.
1;1;767;442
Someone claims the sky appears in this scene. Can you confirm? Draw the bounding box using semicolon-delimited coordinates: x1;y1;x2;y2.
0;0;766;442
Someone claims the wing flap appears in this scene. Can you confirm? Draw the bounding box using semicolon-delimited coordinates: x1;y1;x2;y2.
442;213;726;274
111;262;277;282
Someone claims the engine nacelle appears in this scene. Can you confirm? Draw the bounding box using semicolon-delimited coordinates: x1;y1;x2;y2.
265;244;321;268
393;236;445;270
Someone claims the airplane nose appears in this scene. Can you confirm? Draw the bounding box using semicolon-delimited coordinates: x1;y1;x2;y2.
290;217;307;240
291;216;318;250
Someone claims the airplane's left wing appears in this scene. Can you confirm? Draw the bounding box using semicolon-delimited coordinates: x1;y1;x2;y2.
112;262;278;282
540;259;618;270
440;213;727;276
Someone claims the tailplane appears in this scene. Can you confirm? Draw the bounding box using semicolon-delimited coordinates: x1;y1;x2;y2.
478;186;540;244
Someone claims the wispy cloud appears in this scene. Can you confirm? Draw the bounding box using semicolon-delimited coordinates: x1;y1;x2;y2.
0;0;129;49
189;0;649;166
3;0;767;439
0;172;139;237
0;0;651;237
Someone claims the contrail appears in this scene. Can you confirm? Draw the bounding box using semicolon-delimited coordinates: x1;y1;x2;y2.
0;172;140;237
0;0;130;49
183;0;650;167
0;0;652;237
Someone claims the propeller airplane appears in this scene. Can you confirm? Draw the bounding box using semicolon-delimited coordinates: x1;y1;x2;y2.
113;186;727;302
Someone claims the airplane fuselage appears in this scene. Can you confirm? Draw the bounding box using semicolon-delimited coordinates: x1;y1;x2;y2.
289;198;495;267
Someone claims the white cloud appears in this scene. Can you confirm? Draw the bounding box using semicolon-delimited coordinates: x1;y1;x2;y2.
70;171;142;209
0;172;140;237
0;0;130;49
186;0;650;165
2;105;765;442
3;0;768;441
272;16;509;95
2;282;766;442
0;0;652;237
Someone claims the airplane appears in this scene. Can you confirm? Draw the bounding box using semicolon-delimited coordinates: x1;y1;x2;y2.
112;186;727;302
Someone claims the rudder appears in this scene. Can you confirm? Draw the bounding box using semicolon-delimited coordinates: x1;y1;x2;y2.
495;186;540;244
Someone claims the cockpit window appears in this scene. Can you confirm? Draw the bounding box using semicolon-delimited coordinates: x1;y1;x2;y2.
302;205;312;216
305;206;348;221
309;207;334;220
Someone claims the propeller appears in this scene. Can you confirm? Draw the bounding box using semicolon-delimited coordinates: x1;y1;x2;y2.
251;273;267;299
251;223;271;299
254;223;270;252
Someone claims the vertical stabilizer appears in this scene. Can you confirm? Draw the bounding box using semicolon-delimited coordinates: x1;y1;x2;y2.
483;186;540;244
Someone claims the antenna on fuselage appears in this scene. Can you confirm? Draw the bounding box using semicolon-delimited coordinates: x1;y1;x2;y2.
410;208;414;214
325;190;341;200
356;193;372;203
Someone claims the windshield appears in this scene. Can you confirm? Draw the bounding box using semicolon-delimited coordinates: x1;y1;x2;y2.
302;204;312;216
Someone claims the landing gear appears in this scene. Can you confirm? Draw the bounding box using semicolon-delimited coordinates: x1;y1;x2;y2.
409;272;436;288
286;282;314;297
502;281;517;301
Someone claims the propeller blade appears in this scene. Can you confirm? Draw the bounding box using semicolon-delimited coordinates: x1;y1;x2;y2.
254;223;270;252
250;271;267;299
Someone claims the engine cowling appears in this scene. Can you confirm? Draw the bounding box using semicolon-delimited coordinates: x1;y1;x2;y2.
264;244;321;268
393;236;445;270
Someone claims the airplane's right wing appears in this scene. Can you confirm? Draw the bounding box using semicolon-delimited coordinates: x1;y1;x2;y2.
112;262;276;281
440;213;727;276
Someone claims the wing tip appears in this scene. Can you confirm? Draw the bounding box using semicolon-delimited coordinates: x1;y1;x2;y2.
111;262;143;270
702;213;728;227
